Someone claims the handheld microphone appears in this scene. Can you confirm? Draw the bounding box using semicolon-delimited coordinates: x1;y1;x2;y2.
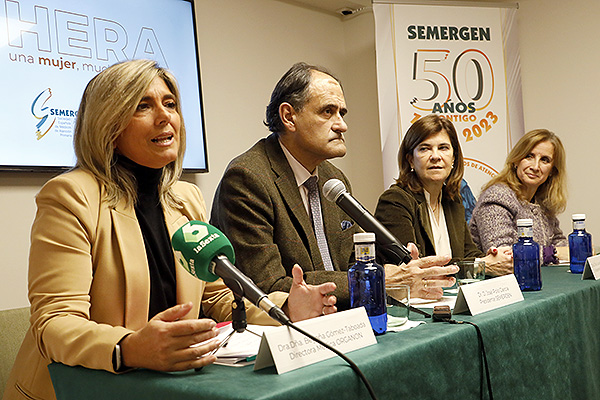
322;179;413;265
171;221;290;325
173;222;377;399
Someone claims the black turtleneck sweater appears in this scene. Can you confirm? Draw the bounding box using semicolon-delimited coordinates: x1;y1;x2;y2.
119;156;177;319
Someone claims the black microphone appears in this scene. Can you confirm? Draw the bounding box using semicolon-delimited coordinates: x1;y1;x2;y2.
322;179;413;265
172;223;377;398
171;221;375;399
171;221;290;325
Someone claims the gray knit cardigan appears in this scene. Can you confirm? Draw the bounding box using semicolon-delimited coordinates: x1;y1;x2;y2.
469;183;566;252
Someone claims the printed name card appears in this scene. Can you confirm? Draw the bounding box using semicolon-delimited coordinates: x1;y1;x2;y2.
254;307;376;374
453;274;524;316
582;255;600;280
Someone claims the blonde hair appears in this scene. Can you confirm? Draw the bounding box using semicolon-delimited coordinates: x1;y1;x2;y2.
483;129;567;215
73;59;185;208
396;114;464;201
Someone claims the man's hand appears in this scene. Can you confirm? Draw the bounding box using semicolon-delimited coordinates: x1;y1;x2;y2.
284;264;337;322
120;302;220;372
385;243;458;299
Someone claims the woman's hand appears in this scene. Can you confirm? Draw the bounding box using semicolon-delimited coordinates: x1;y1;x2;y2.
284;264;337;322
385;243;457;300
483;246;513;276
120;302;220;371
555;246;569;262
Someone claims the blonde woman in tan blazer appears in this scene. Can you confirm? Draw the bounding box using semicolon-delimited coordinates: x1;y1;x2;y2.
4;60;337;400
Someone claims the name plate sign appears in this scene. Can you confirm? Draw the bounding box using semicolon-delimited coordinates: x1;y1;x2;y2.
453;274;523;315
254;307;376;374
582;255;600;280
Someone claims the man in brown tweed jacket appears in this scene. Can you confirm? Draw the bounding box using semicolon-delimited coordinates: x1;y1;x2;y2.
211;62;457;309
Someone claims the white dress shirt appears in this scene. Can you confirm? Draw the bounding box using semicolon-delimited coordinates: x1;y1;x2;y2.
279;139;317;215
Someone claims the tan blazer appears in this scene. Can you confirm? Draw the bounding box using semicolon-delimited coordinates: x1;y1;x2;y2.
4;169;284;400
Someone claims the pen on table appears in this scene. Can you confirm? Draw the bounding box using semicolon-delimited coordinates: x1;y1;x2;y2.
195;323;233;372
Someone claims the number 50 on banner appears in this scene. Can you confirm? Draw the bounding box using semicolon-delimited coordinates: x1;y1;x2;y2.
409;49;495;114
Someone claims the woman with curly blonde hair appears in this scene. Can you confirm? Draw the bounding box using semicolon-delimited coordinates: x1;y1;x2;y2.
470;129;568;261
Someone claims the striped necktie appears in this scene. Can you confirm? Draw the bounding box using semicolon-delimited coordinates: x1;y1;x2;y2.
303;176;335;271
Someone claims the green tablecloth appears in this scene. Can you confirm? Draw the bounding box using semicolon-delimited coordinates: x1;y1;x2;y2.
49;267;600;400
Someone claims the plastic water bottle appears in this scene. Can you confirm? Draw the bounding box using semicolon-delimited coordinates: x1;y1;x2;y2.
513;219;542;291
569;214;592;274
348;232;387;334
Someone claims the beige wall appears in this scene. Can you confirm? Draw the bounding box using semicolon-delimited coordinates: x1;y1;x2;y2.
516;0;600;242
0;0;597;310
190;0;382;211
190;0;347;208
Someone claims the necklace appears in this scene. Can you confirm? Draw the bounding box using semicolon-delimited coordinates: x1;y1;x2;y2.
428;200;441;223
424;188;442;221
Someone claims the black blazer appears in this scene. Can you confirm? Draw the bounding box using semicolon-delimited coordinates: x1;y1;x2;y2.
375;184;483;263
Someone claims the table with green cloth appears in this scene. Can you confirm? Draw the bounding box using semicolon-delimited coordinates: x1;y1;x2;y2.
48;266;600;400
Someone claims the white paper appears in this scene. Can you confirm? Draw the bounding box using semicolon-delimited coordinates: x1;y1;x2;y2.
192;323;276;367
410;296;457;309
213;325;272;359
386;319;424;332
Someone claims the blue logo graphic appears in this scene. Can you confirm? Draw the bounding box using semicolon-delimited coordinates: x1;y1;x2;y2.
31;89;56;140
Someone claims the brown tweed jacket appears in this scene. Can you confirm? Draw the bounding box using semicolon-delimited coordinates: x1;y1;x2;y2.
210;134;360;308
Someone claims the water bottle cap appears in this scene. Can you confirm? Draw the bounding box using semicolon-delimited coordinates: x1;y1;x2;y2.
516;218;533;227
572;214;586;221
353;232;376;243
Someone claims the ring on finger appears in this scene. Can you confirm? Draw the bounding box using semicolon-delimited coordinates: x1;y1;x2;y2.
423;279;428;290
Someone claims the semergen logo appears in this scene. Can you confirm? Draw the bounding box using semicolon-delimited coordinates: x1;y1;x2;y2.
31;88;56;140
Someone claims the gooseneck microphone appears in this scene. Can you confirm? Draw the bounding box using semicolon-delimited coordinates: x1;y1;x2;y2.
322;179;413;265
171;221;290;325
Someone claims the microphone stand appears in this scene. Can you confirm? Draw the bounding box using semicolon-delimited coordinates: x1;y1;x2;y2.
231;292;247;333
227;292;264;343
207;293;246;357
209;284;261;357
